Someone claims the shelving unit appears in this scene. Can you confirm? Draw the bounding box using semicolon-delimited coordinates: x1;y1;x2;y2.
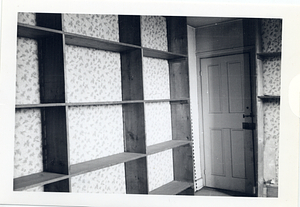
14;14;194;195
255;19;281;197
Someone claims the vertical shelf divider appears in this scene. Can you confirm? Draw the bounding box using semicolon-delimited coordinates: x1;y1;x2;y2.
167;17;194;194
36;14;70;192
36;13;62;30
119;15;148;194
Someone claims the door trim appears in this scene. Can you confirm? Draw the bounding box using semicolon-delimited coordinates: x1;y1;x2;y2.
196;47;257;194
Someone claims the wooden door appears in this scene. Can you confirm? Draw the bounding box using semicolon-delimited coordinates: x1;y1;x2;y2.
200;53;255;195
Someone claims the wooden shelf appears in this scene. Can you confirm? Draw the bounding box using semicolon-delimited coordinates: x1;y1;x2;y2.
14;172;68;191
15;103;66;109
143;47;187;60
147;140;191;155
257;52;281;60
149;181;193;195
16;99;190;109
258;95;280;100
65;32;141;53
17;24;63;39
70;152;146;177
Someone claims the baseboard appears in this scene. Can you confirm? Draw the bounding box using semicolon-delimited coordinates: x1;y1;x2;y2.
263;184;278;197
194;178;204;192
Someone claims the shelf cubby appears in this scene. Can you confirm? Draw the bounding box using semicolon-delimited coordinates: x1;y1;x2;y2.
65;33;141;53
70;152;146;177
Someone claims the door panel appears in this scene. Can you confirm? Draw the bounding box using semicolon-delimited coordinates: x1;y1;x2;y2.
231;129;246;179
210;129;225;176
227;62;244;113
208;64;222;113
201;53;255;195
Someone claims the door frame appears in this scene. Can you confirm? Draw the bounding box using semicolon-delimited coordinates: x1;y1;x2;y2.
196;46;258;195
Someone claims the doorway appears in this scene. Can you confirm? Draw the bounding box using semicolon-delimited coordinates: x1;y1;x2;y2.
199;53;255;195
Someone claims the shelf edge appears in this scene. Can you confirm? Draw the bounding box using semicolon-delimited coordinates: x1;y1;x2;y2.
149;181;193;195
14;172;69;191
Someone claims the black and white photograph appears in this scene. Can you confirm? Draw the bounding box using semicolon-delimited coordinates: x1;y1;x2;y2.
0;0;299;207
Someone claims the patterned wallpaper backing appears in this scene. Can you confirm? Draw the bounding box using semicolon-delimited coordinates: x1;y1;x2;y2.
141;16;168;51
65;45;122;103
71;164;126;194
18;12;36;25
68;105;124;165
16;38;40;104
14;109;43;178
144;102;172;146
143;57;170;100
62;14;119;42
261;19;282;53
263;100;280;184
261;19;282;185
262;57;281;96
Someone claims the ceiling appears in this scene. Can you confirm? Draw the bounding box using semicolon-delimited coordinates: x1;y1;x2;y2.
186;17;236;28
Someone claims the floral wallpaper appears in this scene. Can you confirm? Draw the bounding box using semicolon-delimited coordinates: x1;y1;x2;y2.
261;19;282;53
24;186;44;192
18;12;36;25
143;57;170;100
261;19;282;186
144;102;172;146
65;45;122;103
263;100;280;184
16;37;40;105
141;16;168;51
147;150;174;192
68;105;124;165
262;57;281;96
14;109;43;178
62;14;119;42
71;164;126;194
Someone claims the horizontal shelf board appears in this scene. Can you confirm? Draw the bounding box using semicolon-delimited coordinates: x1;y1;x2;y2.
147;140;191;155
65;33;141;53
66;100;144;106
70;152;146;176
14;99;190;108
18;24;63;39
66;99;189;106
149;181;193;195
15;103;66;109
257;52;281;60
14;172;68;191
144;98;189;104
143;48;187;60
258;95;280;100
